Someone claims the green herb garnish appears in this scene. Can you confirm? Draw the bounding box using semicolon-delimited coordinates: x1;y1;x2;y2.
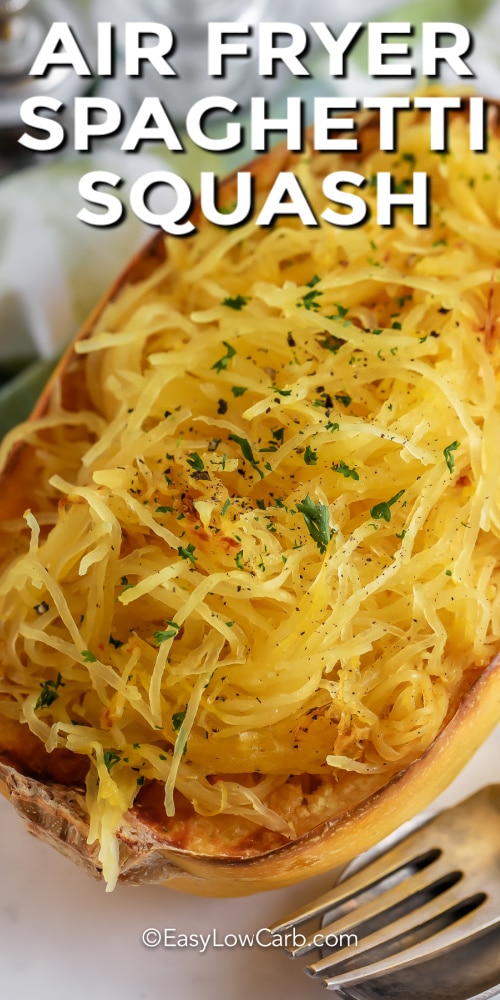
333;303;349;318
228;433;264;479
154;621;180;645
401;152;416;168
318;333;345;353
172;708;187;731
177;543;197;565
212;341;236;374
103;750;120;772
222;295;250;310
303;444;318;465
299;276;323;310
296;495;333;554
186;452;204;472
335;393;352;408
333;460;359;480
370;489;405;523
35;672;65;711
443;440;459;474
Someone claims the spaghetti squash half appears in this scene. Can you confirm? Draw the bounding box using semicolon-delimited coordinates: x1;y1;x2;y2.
0;99;500;894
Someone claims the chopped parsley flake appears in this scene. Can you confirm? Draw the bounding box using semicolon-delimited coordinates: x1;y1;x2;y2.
235;550;245;570
172;708;187;731
318;333;345;353
187;452;204;472
231;386;247;397
314;391;333;409
333;460;359;480
333;303;349;318
35;672;65;711
177;543;197;565
228;433;264;479
370;489;405;523
103;750;120;772
81;649;97;663
299;277;323;310
222;295;250;310
443;440;459;474
335;393;352;408
296;494;333;554
327;303;352;328
402;152;416;168
212;341;236;374
154;621;181;645
303;444;318;465
221;498;231;516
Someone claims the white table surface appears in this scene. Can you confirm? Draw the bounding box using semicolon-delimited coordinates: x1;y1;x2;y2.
1;723;498;1000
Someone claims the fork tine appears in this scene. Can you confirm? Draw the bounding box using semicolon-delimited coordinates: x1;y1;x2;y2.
272;787;500;994
285;855;460;957
307;887;495;976
311;903;500;989
269;830;438;935
272;787;500;943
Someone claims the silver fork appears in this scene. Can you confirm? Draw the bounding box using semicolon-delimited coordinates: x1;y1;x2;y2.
269;785;500;997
